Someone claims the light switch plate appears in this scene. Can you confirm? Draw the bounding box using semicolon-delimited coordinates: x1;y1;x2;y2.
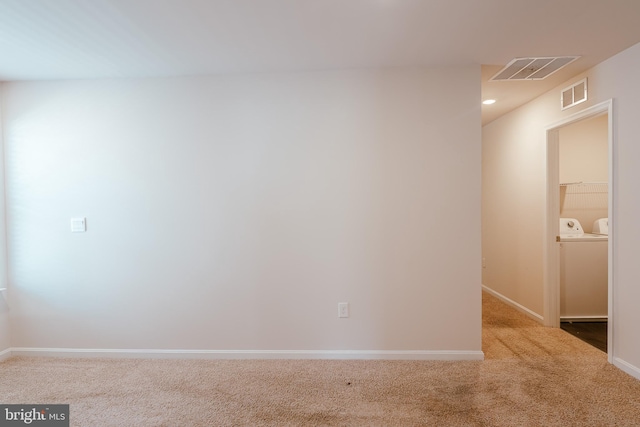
71;217;86;233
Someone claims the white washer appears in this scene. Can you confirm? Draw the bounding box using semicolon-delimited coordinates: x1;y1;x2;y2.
559;218;608;320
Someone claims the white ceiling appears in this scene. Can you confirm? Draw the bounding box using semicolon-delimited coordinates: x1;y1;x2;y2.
1;0;640;124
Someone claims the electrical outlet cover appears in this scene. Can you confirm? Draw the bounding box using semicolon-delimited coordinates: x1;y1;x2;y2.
338;302;349;318
71;217;86;233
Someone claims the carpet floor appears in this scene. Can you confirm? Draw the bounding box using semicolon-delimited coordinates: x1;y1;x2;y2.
1;292;640;426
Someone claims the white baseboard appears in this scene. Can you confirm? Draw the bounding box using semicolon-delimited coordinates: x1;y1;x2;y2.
560;316;607;322
9;347;484;361
482;285;544;323
613;357;640;381
0;348;11;362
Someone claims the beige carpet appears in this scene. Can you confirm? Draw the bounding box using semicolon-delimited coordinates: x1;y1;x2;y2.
2;292;640;426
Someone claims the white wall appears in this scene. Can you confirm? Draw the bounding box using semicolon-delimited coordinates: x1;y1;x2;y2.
483;41;640;376
482;100;548;315
559;114;608;232
559;114;608;184
0;86;10;357
2;67;482;357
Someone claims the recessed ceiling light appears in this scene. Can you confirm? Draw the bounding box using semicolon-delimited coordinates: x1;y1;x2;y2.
482;99;496;105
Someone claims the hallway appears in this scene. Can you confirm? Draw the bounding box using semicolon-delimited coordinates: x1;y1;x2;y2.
480;291;640;424
482;291;605;359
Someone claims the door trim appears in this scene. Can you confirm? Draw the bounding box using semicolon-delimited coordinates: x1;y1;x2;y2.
544;99;613;362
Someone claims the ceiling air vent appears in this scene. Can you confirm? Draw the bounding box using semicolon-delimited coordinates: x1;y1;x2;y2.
490;56;580;81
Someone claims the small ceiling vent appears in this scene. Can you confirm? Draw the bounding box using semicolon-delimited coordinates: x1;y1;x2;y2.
490;56;580;81
561;78;588;110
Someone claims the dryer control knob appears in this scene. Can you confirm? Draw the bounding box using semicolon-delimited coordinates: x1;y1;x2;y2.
568;220;575;228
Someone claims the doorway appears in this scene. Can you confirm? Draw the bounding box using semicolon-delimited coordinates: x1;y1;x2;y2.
544;100;613;361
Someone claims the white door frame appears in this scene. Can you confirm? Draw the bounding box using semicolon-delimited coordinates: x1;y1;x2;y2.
543;99;614;362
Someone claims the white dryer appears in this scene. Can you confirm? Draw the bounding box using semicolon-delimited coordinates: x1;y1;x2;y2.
559;218;608;320
593;218;608;235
